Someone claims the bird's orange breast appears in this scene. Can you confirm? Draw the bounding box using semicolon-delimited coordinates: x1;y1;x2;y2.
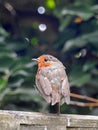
38;61;52;70
37;56;52;70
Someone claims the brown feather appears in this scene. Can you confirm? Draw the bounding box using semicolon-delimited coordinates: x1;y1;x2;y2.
35;55;70;106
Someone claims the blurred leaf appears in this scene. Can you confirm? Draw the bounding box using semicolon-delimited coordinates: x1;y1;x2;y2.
0;36;5;43
63;37;87;52
0;88;10;101
9;79;24;88
70;73;90;86
69;62;91;86
12;70;29;77
59;15;72;31
62;8;93;20
91;5;98;13
0;52;17;58
88;77;98;88
54;29;76;49
0;26;9;37
0;78;7;87
63;31;98;52
91;68;98;76
0;57;16;68
6;39;28;51
55;4;94;20
83;61;98;72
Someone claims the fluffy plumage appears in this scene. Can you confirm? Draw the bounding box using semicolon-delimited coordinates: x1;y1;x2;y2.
35;55;70;106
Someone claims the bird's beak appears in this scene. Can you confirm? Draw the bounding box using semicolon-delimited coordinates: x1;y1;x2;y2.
32;58;38;62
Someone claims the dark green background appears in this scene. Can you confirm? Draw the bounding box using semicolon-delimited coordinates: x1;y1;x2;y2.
0;0;98;115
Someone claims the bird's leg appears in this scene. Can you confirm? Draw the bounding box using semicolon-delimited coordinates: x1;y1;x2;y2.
57;102;60;115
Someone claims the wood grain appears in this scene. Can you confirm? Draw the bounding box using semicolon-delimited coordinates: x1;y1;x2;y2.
0;110;97;130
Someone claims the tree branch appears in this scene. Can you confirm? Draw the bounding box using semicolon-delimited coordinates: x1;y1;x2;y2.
70;93;98;103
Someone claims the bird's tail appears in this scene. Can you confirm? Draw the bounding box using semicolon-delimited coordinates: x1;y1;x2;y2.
51;90;60;106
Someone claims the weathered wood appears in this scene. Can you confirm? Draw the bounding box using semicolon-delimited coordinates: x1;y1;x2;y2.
0;110;98;130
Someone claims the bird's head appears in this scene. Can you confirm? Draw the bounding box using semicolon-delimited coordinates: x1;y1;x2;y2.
32;55;59;70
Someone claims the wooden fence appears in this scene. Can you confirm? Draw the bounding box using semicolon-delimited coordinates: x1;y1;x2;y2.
0;110;98;130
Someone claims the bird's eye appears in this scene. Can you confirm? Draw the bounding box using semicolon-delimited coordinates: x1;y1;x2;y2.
44;58;48;62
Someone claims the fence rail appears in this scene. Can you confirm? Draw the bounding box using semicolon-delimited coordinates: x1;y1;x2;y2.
0;110;98;130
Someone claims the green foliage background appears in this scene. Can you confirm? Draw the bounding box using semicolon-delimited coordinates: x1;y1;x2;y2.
0;0;98;115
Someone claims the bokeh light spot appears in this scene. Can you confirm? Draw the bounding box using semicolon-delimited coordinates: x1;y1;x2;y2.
37;6;45;14
46;0;56;9
39;24;47;32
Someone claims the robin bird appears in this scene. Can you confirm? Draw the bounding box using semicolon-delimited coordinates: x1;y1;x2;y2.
32;54;70;114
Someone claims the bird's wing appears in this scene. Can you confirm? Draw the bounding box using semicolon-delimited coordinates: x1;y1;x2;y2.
61;74;70;104
36;72;52;103
37;74;52;95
